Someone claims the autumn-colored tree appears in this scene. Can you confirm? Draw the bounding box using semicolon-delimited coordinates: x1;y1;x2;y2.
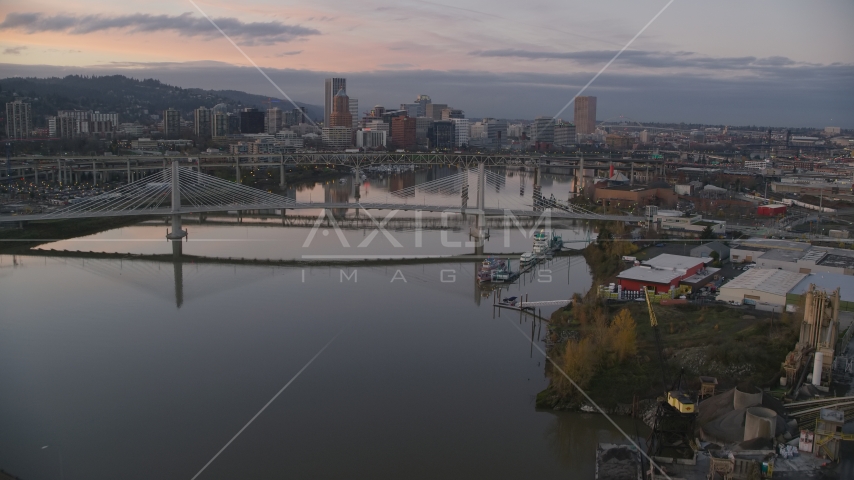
557;337;599;395
609;308;638;363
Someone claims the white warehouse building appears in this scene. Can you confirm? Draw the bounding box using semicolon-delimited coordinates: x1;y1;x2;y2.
717;268;807;311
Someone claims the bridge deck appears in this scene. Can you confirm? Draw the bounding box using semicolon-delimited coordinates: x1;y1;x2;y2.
1;204;642;223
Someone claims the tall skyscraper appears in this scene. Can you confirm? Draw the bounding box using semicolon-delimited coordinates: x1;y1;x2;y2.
329;89;352;128
266;107;283;134
400;103;419;117
426;103;448;121
390;116;416;150
324;77;346;125
240;108;265;134
450;118;469;147
212;113;229;137
415;95;431;117
574;96;597;135
348;98;359;126
163;108;181;139
194;107;211;138
6;101;32;139
430;121;455;150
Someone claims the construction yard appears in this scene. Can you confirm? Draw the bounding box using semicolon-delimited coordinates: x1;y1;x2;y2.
546;301;800;409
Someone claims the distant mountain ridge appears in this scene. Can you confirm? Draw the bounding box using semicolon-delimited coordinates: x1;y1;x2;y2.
0;75;322;127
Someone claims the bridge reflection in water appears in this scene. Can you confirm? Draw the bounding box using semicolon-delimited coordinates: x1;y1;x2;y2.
7;250;584;311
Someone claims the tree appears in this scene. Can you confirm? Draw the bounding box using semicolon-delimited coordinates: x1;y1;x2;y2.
700;224;716;239
709;250;722;267
609;309;638;363
558;338;598;395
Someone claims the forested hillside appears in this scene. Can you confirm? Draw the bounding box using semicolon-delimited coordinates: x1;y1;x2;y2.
0;75;321;128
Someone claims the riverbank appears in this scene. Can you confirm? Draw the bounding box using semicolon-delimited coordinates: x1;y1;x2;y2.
542;302;797;408
0;216;146;254
537;237;799;414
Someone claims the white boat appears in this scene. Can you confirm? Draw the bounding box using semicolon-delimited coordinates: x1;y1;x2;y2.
520;252;535;264
532;229;550;254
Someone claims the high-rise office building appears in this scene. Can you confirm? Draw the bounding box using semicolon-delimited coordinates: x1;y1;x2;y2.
356;129;387;149
163;108;181;139
390;116;417;150
574;96;597;135
266;107;283;134
430;121;455;150
450;118;469;147
441;109;464;120
415;117;434;147
425;103;448;121
322;127;352;149
194;107;212;138
531;116;555;145
324;77;346;125
415;95;431;117
400;103;419;117
6;101;32;139
329;89;352;129
554;123;576;146
47;116;77;139
370;105;386;118
212;112;229;138
348;98;359;126
240;108;265;134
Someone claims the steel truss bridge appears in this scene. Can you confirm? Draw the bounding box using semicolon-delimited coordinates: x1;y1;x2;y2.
2;153;666;185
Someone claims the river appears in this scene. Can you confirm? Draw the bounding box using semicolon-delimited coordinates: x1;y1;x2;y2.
0;168;649;479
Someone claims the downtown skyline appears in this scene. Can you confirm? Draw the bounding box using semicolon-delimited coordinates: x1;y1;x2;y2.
0;0;852;127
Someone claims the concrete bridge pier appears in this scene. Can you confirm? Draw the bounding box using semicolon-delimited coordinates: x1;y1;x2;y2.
235;157;241;183
352;166;361;201
166;161;187;245
279;159;286;189
533;165;542;211
469;162;488;245
630;162;634;185
127;160;132;184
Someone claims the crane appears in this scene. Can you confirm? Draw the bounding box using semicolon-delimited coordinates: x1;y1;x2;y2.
644;287;698;471
644;287;669;393
644;287;695;414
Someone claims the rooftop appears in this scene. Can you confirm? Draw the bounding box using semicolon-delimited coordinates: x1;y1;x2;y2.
682;267;721;285
736;238;811;252
720;268;807;296
596;183;661;192
617;265;684;284
789;272;854;301
758;248;808;263
817;253;854;270
645;254;706;271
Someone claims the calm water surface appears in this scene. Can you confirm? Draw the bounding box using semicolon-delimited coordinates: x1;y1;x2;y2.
1;168;645;479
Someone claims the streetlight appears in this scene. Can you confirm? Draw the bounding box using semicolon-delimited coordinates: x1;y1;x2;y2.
41;445;64;480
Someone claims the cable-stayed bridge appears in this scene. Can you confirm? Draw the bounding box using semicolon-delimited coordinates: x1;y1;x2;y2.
1;161;643;229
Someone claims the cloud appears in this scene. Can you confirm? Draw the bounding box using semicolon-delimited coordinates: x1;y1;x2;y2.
469;49;819;72
378;63;414;69
0;12;320;45
3;46;26;55
1;61;852;127
274;50;303;57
